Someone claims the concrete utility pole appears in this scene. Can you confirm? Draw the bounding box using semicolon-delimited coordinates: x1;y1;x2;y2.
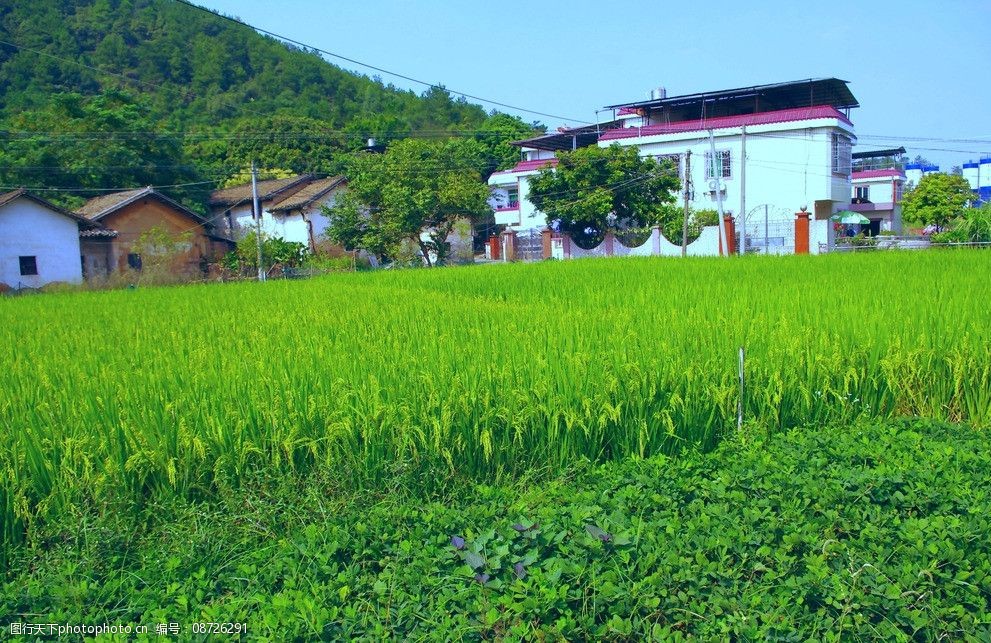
251;161;265;282
739;125;747;254
681;150;692;256
707;130;729;255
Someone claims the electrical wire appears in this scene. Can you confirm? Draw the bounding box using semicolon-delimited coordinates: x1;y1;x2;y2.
170;0;591;125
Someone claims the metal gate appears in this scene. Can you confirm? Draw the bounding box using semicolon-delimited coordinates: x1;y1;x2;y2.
515;229;543;261
743;205;794;255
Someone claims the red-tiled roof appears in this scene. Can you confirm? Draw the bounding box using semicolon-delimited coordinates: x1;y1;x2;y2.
491;158;560;176
852;169;905;180
599;105;852;141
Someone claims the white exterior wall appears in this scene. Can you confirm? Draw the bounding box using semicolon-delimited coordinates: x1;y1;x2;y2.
810;219;830;254
963;165;979;190
904;168;921;187
599;118;855;230
266;212;309;246
488;171;548;232
306;191;339;246
904;166;940;190
852;177;902;204
485;146;557;233
226;204;255;240
0;197;83;288
516;176;545;231
225;202;310;246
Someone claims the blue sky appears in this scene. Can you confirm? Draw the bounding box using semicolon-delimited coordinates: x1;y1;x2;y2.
197;0;990;169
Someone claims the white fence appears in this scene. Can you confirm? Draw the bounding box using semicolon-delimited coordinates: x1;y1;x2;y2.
503;217;844;261
551;225;725;260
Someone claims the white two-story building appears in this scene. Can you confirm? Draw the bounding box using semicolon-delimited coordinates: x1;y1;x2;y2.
487;120;611;233
490;78;860;254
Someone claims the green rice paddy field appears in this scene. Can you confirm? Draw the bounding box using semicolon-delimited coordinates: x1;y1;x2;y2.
2;251;991;638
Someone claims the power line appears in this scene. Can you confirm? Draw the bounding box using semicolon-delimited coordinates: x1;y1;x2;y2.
0;179;225;193
170;0;590;125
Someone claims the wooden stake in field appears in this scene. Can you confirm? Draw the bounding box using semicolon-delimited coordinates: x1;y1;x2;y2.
738;346;746;432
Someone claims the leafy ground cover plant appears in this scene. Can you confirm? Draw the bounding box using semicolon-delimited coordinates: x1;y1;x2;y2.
2;420;989;639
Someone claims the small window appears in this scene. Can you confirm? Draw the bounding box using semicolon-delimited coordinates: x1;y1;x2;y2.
507;186;519;208
127;253;143;271
832;133;852;175
19;256;38;276
855;186;870;201
704;150;731;180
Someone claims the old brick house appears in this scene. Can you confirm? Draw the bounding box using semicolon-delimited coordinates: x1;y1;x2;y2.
77;187;233;277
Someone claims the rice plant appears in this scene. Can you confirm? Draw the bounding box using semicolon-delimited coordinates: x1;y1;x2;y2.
1;250;988;551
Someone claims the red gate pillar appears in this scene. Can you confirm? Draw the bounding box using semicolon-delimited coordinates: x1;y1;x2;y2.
489;235;500;260
795;211;811;254
719;215;736;255
541;228;553;260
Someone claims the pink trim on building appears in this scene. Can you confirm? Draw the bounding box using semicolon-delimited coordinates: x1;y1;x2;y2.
599;105;853;141
850;202;896;213
511;158;559;172
494;205;520;212
490;158;558;177
851;169;905;180
617;107;640;116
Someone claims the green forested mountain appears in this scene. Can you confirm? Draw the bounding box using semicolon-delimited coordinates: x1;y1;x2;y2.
0;0;538;207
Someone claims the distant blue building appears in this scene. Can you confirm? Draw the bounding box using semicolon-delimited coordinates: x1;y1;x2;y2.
962;157;991;205
904;162;940;189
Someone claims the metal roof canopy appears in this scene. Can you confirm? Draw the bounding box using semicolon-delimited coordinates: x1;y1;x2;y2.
852;146;906;159
511;120;622;152
603;78;859;120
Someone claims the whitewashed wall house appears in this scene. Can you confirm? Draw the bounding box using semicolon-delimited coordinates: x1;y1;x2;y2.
209;175;347;253
0;189;92;289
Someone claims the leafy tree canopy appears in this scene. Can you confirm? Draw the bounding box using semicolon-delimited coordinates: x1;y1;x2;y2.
472;113;543;175
0;90;202;208
186;115;349;179
325;139;490;266
902;172;974;229
0;0;522;200
527;144;680;247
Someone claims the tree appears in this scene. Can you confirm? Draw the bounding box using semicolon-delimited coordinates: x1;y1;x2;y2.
527;144;680;247
222;232;308;274
901;173;974;231
931;204;991;243
473;113;543;175
655;205;719;245
342;114;411;152
325;139;490;266
187;115;349;181
0;91;201;208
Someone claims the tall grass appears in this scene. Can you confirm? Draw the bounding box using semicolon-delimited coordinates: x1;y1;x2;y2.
1;250;989;550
